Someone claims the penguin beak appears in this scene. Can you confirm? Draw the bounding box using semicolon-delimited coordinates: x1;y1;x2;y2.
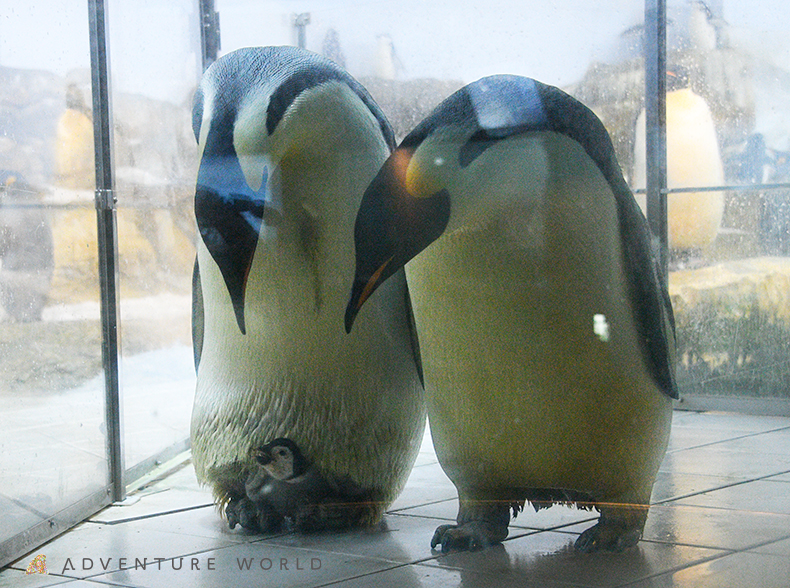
251;446;273;466
345;148;451;333
195;152;272;335
345;255;394;333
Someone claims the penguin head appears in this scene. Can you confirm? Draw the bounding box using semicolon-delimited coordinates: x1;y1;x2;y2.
193;47;394;335
251;437;307;481
345;75;604;331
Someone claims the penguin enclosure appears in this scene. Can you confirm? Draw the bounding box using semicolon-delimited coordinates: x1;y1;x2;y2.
2;0;790;573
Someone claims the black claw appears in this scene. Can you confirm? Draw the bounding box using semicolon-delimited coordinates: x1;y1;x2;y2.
225;496;261;532
574;522;643;553
431;524;455;550
431;524;491;553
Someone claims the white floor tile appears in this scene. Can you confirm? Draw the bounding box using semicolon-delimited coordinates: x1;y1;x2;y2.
6;411;790;588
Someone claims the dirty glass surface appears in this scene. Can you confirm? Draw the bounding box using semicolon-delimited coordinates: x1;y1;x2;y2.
0;2;109;556
216;0;645;143
213;0;790;413
656;1;790;409
106;0;199;474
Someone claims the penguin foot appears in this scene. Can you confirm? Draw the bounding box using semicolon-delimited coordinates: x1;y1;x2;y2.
431;499;511;553
430;521;509;552
574;507;647;553
225;496;260;531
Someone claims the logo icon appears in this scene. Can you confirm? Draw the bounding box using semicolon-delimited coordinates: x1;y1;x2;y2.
25;554;47;575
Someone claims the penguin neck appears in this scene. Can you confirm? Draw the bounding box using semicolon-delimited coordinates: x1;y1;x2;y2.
441;133;550;237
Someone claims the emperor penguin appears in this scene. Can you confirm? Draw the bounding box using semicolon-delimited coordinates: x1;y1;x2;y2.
345;76;678;553
633;71;725;253
190;46;425;530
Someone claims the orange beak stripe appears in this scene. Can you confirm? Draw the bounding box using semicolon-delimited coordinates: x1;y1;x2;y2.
357;255;394;310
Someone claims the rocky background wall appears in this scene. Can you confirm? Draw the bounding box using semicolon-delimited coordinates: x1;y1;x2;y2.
0;65;197;393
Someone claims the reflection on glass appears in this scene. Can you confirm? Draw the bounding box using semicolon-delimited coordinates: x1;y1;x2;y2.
107;0;199;472
654;1;790;404
0;2;108;558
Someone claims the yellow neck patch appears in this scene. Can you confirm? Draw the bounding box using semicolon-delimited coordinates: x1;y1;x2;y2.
404;149;445;199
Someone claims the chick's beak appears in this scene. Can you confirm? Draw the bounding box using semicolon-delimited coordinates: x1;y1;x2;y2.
251;447;272;466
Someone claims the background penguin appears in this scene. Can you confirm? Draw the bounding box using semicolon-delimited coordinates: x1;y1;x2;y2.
190;46;425;531
346;75;678;553
633;69;725;257
374;34;404;80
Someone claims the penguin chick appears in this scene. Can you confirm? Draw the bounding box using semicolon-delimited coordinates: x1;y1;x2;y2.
346;75;678;554
189;46;425;529
242;438;354;533
254;437;306;481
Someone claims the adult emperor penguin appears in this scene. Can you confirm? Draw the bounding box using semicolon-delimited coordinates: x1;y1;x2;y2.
633;71;725;253
190;46;425;530
346;75;678;553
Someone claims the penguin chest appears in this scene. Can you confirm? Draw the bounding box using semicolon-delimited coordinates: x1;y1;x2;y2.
405;180;671;499
192;151;425;488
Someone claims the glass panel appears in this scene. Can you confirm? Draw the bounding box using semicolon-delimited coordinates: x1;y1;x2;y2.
659;1;790;408
0;2;109;560
215;0;644;143
106;0;200;474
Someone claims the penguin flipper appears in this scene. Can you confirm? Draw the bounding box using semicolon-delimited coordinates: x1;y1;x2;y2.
191;257;204;371
614;187;679;399
531;80;678;399
404;277;425;388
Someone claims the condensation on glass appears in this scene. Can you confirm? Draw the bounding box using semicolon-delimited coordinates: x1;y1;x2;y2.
2;0;790;571
654;1;790;410
0;1;108;560
105;0;199;476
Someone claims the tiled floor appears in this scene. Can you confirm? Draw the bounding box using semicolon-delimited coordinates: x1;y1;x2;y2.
3;410;790;588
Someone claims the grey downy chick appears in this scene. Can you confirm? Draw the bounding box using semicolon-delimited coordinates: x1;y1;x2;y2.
225;438;377;533
246;438;335;532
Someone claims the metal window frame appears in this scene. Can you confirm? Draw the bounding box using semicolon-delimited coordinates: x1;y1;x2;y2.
0;0;210;570
644;0;668;281
89;0;125;505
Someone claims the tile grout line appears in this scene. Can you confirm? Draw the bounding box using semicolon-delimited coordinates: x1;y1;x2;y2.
666;425;790;454
311;560;417;588
386;496;457;514
617;548;737;588
617;530;790;588
307;529;552;588
88;502;214;525
651;468;790;506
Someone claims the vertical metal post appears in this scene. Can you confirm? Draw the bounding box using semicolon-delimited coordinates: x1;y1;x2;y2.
88;0;125;503
645;0;668;281
293;13;311;49
199;0;220;71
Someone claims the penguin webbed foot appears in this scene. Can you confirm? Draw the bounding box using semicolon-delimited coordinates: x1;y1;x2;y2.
226;494;284;533
225;496;260;531
574;506;647;553
430;521;507;552
431;499;512;553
